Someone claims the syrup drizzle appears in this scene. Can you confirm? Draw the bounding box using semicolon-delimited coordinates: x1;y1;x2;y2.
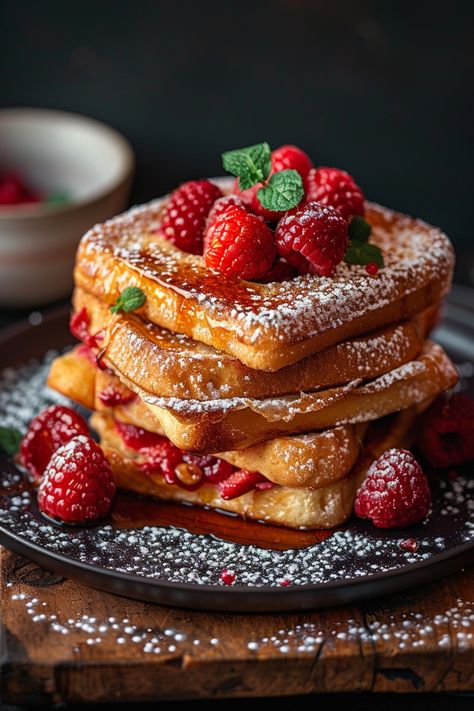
110;492;333;551
4;461;332;551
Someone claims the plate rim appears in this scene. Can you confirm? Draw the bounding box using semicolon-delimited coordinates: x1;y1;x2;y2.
1;290;473;611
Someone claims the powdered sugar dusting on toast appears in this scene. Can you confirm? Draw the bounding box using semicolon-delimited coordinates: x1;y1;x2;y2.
77;180;454;348
126;342;456;419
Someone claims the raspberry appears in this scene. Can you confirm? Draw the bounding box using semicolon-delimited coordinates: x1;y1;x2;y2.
365;262;379;276
76;344;106;370
275;202;348;277
203;194;245;252
69;308;100;349
400;538;418;552
139;438;184;485
205;206;276;280
183;453;234;484
115;421;167;451
206;194;244;230
220;469;273;500
271;144;314;181
98;386;136;407
305;167;365;220
220;569;236;585
256;258;299;283
0;171;42;205
20;406;90;483
418;394;474;468
115;421;233;490
0;173;24;204
355;449;431;528
234;182;280;222
160;180;222;254
236;145;312;223
37;435;115;524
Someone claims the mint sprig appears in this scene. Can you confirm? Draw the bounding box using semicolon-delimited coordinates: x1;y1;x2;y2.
222;142;271;191
257;170;304;212
0;426;22;456
344;242;385;268
222;142;304;212
348;215;372;244
111;287;146;314
344;216;384;269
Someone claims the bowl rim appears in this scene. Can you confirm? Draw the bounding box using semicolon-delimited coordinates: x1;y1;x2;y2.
0;107;135;221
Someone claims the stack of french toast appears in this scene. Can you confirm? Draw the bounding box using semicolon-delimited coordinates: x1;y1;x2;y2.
47;171;457;529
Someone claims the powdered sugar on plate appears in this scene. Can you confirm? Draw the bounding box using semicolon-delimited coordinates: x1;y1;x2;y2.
0;354;473;595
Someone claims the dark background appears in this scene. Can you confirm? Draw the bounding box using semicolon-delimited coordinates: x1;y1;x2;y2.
1;0;473;295
1;5;473;707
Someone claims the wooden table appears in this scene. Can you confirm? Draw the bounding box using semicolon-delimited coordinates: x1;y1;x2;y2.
1;547;473;705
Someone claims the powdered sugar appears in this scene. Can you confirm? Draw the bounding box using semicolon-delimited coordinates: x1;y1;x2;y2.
6;587;473;656
76;181;454;359
1;356;473;595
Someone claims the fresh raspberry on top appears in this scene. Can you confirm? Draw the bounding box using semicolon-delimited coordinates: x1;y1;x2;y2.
305;167;365;220
418;394;474;468
235;145;311;222
159;179;222;254
355;449;431;528
271;144;314;181
234;181;281;222
20;405;90;483
205;205;276;280
206;194;245;230
37;435;116;524
204;194;245;251
275;202;348;277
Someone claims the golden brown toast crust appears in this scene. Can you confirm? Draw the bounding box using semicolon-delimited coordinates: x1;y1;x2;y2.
108;342;457;451
91;407;419;530
91;411;367;491
48;349;365;489
47;341;457;453
74;288;434;401
74;183;454;371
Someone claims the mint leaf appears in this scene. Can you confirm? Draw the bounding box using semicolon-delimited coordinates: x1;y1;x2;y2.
47;191;70;206
222;142;271;190
111;286;146;314
348;216;372;244
0;426;22;456
257;170;304;212
344;242;384;268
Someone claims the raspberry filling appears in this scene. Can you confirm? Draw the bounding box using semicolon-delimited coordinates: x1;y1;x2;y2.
98;386;136;407
69;308;102;349
115;421;273;497
71;308;107;370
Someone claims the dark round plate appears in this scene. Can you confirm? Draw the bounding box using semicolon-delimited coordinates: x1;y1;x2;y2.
0;286;473;612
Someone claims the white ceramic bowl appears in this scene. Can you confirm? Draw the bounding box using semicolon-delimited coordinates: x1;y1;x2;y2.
0;108;135;307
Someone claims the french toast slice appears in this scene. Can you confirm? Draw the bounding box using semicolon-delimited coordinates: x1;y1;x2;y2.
103;342;457;451
90;407;419;530
74;288;437;401
47;349;366;490
48;341;457;452
74;181;454;371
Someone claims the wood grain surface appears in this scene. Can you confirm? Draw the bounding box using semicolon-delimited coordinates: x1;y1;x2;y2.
1;547;473;705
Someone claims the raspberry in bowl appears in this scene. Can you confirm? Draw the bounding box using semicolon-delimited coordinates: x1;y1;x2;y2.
0;108;134;307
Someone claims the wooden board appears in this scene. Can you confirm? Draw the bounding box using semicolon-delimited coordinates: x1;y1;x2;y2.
1;547;473;705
